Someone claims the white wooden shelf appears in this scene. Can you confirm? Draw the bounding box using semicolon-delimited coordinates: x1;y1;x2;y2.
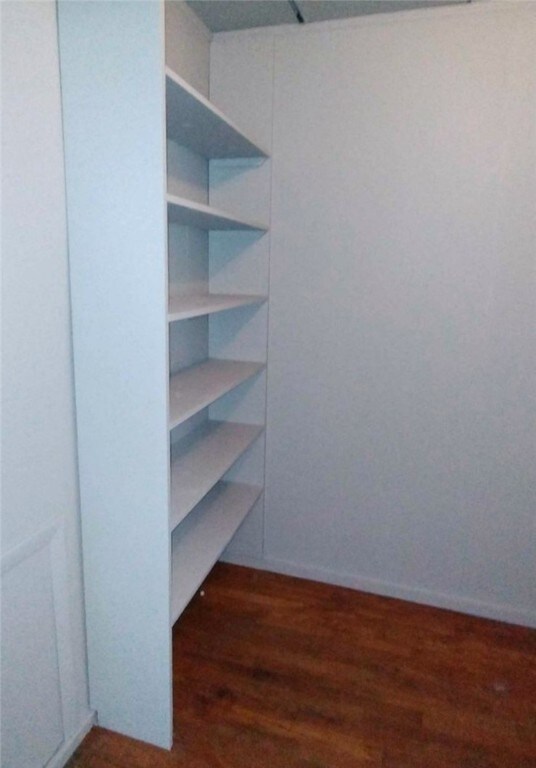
170;420;263;531
168;293;266;322
166;66;269;160
171;481;262;624
167;194;267;231
169;359;264;430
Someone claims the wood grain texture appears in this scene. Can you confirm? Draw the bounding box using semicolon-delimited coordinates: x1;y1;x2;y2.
68;564;536;768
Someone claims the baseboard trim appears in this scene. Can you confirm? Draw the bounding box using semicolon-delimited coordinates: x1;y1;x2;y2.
222;552;536;629
47;710;96;768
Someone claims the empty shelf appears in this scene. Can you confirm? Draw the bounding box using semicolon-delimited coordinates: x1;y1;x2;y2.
169;359;264;430
171;481;262;624
166;67;269;159
168;293;266;322
167;194;267;231
170;420;263;531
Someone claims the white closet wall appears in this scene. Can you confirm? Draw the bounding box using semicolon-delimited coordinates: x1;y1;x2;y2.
1;3;93;767
211;2;536;628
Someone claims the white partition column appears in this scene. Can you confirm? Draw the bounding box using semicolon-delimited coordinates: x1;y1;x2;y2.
58;1;172;748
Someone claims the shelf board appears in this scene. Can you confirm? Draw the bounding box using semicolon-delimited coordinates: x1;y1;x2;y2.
167;194;267;231
170;420;263;532
169;359;264;430
171;481;262;624
166;66;269;160
168;293;266;322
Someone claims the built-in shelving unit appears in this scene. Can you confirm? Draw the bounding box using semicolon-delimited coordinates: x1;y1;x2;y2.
167;193;266;230
171;481;263;624
169;359;264;430
168;293;266;322
58;0;269;750
165;42;268;654
166;67;269;159
170;420;263;531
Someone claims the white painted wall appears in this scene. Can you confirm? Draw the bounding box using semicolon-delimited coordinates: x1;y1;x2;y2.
212;2;536;627
1;2;93;766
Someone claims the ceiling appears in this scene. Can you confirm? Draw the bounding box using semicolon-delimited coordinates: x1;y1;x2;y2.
187;0;469;33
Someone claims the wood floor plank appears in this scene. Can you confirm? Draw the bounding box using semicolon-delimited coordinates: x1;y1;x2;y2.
68;563;536;768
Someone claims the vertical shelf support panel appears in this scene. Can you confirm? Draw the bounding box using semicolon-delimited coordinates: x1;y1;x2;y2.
58;1;172;748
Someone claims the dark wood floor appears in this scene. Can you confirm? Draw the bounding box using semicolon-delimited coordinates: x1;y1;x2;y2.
69;563;536;768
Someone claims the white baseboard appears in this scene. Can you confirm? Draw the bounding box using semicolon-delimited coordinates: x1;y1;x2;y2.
222;552;536;629
47;710;96;768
